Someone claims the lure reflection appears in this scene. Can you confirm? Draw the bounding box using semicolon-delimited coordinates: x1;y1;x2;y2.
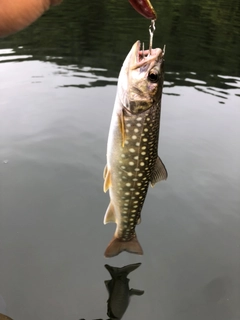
104;263;144;319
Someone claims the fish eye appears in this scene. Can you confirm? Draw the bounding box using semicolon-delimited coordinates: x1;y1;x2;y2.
148;71;159;83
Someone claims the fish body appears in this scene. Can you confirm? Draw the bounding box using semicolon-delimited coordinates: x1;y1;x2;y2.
105;263;144;319
103;41;167;257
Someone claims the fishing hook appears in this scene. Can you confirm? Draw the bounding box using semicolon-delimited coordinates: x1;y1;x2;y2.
141;42;145;59
149;19;156;55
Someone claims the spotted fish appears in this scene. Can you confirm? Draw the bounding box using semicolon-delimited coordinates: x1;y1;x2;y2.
103;40;167;257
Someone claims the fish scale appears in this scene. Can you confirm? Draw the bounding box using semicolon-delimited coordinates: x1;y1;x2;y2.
103;41;167;257
116;103;161;241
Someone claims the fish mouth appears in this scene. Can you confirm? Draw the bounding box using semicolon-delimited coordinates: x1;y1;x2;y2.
130;40;163;70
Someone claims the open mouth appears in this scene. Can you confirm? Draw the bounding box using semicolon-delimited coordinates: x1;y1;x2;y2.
131;41;163;70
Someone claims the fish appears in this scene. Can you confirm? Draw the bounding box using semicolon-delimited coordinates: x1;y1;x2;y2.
103;40;167;257
105;263;144;319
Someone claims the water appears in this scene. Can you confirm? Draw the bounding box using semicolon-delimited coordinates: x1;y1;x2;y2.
0;0;239;319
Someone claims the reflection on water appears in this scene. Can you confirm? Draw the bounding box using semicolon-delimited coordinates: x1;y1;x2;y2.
0;0;239;319
105;263;144;319
1;47;239;100
78;263;143;320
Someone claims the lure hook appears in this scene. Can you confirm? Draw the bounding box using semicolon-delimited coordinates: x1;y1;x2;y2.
149;19;156;55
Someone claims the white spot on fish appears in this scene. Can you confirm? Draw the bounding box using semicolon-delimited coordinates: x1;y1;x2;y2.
141;151;146;155
128;172;133;176
142;146;146;150
140;162;145;166
129;161;134;166
125;192;130;195
126;183;131;187
121;154;125;157
136;123;141;127
129;148;135;153
134;128;139;133
126;123;131;127
132;135;137;140
144;128;148;132
135;168;140;171
138;173;143;177
146;117;150;121
136;142;140;146
137;183;141;186
143;138;148;142
137;117;142;121
134;156;139;160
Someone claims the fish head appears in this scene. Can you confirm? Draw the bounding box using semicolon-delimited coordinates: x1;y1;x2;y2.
118;40;164;114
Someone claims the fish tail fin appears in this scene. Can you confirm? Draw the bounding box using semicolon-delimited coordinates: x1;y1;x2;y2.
104;235;143;258
105;262;142;277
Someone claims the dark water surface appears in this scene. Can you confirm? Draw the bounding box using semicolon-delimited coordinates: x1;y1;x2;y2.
0;0;240;319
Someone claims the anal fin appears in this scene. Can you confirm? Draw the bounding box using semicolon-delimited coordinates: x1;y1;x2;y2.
150;156;168;187
104;202;116;224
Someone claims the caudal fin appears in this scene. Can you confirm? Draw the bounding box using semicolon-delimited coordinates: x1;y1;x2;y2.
104;235;143;258
105;262;142;278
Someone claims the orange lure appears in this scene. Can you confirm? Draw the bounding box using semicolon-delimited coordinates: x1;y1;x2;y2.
128;0;157;19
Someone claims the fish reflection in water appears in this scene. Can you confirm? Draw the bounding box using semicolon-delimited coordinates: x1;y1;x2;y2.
104;263;144;319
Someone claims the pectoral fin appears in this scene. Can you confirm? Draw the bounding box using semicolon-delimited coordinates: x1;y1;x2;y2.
130;288;145;296
103;165;111;192
118;110;125;147
150;156;168;187
104;202;116;224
